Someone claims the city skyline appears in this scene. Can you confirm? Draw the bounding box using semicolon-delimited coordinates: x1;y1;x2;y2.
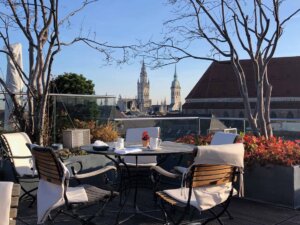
0;0;299;104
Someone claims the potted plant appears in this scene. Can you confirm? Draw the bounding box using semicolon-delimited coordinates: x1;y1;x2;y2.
142;131;150;147
242;134;300;209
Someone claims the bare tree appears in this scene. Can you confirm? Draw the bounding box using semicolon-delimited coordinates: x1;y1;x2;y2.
144;0;300;138
0;0;133;144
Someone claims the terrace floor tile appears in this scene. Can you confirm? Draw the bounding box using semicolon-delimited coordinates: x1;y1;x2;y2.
17;190;300;225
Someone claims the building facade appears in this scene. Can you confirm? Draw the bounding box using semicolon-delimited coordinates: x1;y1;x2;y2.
117;95;138;112
183;56;300;118
117;62;183;115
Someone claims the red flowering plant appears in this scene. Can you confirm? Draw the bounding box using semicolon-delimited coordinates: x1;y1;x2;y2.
242;134;300;166
176;133;300;167
142;131;150;141
176;134;213;145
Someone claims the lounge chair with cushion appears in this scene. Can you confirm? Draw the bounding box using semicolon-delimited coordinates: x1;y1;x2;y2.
0;132;38;206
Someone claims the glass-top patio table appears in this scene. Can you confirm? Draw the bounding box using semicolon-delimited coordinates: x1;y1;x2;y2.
81;141;194;156
81;141;194;224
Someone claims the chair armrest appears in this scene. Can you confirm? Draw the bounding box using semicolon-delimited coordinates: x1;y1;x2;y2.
73;165;117;179
151;166;181;179
10;155;32;159
64;160;83;175
64;160;83;167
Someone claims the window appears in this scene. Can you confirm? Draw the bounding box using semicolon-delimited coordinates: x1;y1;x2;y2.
223;111;229;117
239;111;244;118
287;111;294;119
270;112;277;118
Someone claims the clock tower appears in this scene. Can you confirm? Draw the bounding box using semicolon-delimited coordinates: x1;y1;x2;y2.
137;61;152;111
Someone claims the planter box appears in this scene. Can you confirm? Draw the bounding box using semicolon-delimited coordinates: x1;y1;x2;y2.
244;164;300;209
63;129;90;149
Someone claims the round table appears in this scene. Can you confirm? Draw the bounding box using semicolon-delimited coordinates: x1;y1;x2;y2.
81;141;194;156
81;141;194;224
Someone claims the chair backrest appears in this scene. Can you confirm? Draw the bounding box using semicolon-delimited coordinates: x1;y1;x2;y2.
191;164;235;188
31;146;64;185
210;132;238;145
0;182;20;225
190;143;244;188
10;183;21;225
125;127;160;164
125;127;160;144
1;132;33;176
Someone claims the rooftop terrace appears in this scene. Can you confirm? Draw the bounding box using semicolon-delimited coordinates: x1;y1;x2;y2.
17;190;300;225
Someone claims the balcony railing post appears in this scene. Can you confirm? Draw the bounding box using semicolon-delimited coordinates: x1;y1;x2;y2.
53;95;57;143
198;118;201;135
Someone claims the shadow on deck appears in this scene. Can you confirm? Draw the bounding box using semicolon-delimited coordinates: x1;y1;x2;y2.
17;189;300;225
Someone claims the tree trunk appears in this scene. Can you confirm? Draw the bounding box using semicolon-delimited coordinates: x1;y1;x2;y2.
264;68;273;137
231;58;259;135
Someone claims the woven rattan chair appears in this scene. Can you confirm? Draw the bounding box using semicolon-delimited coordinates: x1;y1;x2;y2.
156;143;244;225
0;132;38;206
31;146;118;225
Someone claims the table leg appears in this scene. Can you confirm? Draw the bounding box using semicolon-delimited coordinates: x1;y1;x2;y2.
114;155;164;225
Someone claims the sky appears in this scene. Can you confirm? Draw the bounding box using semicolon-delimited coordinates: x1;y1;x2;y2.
1;0;300;105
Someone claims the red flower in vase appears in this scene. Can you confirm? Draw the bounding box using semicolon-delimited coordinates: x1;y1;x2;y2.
142;131;150;141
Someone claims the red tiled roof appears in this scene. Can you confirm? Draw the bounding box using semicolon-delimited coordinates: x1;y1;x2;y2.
183;102;300;109
185;56;300;100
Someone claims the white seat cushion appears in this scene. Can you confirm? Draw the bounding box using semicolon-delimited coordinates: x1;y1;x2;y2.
163;188;200;210
193;183;235;211
0;182;13;225
66;186;88;203
163;183;236;211
2;132;34;176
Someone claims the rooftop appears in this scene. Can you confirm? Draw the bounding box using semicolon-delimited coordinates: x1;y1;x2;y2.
185;56;300;100
17;189;300;225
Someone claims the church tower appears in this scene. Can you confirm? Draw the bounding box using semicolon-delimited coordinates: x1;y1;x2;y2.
137;60;152;111
170;65;181;111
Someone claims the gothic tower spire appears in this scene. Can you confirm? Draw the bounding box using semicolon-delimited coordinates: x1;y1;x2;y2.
140;59;148;83
174;64;178;80
170;64;182;111
137;60;151;112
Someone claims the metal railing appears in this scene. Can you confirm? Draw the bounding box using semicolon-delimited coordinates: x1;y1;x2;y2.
114;116;300;141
